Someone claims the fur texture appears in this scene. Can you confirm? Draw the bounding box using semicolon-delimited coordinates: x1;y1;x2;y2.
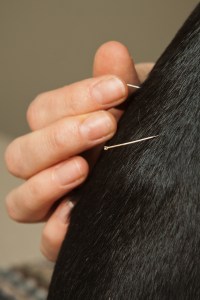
48;5;200;299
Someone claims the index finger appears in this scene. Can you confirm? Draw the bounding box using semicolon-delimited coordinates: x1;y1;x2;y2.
27;75;128;131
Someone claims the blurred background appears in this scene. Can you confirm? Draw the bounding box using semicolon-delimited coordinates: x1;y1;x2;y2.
0;0;198;267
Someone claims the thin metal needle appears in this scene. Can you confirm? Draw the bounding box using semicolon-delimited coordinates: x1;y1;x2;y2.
127;83;140;89
104;135;159;151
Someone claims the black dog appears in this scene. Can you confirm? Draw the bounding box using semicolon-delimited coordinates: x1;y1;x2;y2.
48;4;200;299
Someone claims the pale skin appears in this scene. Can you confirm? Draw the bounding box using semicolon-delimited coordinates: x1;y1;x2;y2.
5;41;154;261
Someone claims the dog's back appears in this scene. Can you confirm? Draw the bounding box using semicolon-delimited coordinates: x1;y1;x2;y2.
48;5;200;299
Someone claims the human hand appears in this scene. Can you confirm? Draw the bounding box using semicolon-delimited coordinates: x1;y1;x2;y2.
5;41;154;261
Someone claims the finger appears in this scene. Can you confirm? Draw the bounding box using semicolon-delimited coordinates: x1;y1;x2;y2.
93;41;141;123
93;41;139;85
83;42;140;168
5;110;116;179
135;62;155;83
27;75;128;130
40;200;73;261
5;156;89;222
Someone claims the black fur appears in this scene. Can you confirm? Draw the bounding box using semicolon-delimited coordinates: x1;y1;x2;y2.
48;5;200;299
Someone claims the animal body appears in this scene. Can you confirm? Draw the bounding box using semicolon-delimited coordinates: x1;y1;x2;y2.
48;5;200;299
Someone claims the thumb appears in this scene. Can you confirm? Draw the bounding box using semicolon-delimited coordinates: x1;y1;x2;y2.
93;41;139;86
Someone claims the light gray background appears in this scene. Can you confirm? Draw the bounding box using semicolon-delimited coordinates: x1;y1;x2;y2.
0;0;198;266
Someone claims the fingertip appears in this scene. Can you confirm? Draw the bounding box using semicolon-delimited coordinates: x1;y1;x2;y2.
93;40;139;85
74;155;90;179
93;41;131;75
104;110;118;132
5;190;27;223
5;192;17;222
4;141;19;177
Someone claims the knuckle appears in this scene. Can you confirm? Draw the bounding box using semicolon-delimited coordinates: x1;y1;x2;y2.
62;84;88;115
41;219;68;262
5;195;21;222
5;196;15;219
26;103;37;130
40;243;55;262
26;94;41;130
41;230;56;262
26;92;46;130
49;120;78;151
48;127;65;151
42;227;52;246
22;190;44;221
4;144;14;174
6;182;42;223
23;180;41;213
4;140;22;177
27;180;41;204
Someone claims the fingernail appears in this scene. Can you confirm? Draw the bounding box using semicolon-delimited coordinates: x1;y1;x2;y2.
91;76;126;105
57;201;74;224
80;112;115;141
53;159;84;187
